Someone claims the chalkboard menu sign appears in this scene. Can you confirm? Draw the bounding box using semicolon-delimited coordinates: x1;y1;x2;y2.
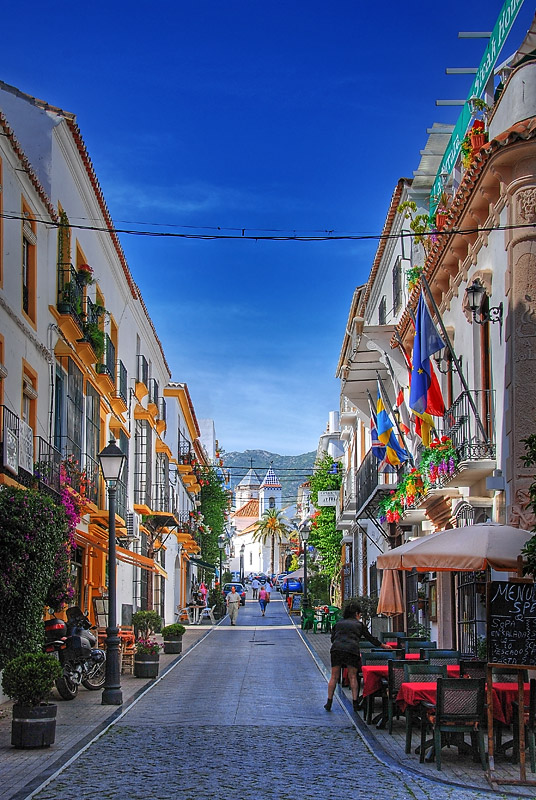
290;593;302;614
488;580;536;667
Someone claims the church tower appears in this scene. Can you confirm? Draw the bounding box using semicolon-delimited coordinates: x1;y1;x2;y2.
258;467;282;516
234;468;261;511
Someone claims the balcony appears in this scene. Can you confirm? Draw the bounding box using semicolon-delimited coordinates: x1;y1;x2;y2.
135;355;149;402
95;333;116;394
56;264;85;341
442;390;496;483
148;378;159;417
156;397;167;436
338;471;357;531
111;360;128;416
355;447;397;518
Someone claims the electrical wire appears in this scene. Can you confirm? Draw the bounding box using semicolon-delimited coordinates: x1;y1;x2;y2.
1;210;534;243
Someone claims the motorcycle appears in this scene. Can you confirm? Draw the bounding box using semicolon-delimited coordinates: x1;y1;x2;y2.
44;606;106;700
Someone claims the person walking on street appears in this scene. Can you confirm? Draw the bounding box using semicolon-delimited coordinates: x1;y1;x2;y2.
259;586;269;616
251;577;260;600
265;579;272;602
324;600;392;713
226;586;241;626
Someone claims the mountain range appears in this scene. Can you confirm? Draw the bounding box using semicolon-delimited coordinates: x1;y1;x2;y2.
223;449;316;508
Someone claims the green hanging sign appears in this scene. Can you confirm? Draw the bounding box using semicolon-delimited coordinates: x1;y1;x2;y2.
429;0;525;215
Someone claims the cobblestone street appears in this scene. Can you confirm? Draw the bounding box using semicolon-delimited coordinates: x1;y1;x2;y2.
24;598;529;800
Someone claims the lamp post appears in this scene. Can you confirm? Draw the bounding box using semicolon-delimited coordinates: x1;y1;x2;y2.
218;534;226;586
240;544;245;584
300;521;311;610
98;438;126;706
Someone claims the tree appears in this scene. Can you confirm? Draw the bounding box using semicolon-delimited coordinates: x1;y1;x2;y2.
252;509;293;575
198;466;230;567
308;453;343;600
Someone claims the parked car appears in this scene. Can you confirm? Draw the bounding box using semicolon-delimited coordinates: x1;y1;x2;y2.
222;583;247;606
281;577;302;594
275;573;288;591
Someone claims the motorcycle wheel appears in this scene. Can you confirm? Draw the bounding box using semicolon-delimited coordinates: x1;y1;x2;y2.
82;659;106;690
55;664;79;700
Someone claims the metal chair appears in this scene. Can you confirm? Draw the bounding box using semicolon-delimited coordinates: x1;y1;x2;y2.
421;677;487;771
403;663;448;755
421;649;461;665
386;659;411;734
198;605;216;625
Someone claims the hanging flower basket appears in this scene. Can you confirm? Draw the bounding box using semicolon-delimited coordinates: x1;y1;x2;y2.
470;120;487;152
76;264;95;286
420;436;458;486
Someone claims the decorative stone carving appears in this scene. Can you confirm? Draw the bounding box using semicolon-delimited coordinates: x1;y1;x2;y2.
518;188;536;223
508;486;536;530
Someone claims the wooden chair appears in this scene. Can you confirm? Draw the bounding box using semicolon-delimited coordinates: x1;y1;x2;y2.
459;660;487;679
422;649;461;665
119;626;136;675
386;659;411;734
421;677;486;771
361;651;396;725
403;663;448;755
512;678;536;772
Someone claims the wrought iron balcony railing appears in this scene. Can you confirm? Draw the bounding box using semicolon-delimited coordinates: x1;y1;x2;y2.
57;264;85;329
443;389;495;461
137;354;149;386
116;360;128;405
148;378;159;407
355;447;397;516
96;333;115;380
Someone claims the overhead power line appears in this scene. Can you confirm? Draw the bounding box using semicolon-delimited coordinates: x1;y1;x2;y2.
1;210;534;243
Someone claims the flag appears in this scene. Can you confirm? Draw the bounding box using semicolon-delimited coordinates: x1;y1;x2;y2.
376;381;409;467
368;394;386;463
409;293;446;416
393;371;411;435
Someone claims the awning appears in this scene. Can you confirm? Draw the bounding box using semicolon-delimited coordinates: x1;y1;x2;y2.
188;556;216;573
75;530;160;574
340;325;408;419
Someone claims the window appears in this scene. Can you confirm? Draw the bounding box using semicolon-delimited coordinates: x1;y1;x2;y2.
66;360;84;463
22;370;37;431
392;259;402;314
21;206;37;323
379;296;387;325
269;496;275;509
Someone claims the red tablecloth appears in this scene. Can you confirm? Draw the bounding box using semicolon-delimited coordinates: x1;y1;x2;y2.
395;680;528;725
362;665;459;698
492;682;530;725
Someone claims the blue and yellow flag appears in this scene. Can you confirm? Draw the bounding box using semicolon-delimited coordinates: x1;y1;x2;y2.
376;381;409;467
409;293;446;416
368;394;386;463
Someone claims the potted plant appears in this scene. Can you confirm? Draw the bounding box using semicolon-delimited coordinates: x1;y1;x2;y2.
133;637;162;678
161;623;186;654
1;653;63;748
131;609;162;638
208;586;225;619
76;263;95;286
469;119;487;152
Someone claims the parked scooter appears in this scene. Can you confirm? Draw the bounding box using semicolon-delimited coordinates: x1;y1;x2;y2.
44;606;106;700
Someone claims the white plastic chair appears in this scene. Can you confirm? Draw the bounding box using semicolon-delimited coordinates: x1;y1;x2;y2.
198;605;216;625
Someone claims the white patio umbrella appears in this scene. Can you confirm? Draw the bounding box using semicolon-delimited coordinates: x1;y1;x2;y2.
377;522;533;573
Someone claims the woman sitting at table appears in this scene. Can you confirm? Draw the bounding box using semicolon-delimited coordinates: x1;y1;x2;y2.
324;600;392;713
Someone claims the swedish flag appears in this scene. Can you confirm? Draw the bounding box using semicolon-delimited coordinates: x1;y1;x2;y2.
376;381;409;467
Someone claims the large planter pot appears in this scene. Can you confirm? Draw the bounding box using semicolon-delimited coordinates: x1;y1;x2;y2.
163;637;183;655
471;133;486;151
11;703;57;748
134;653;160;679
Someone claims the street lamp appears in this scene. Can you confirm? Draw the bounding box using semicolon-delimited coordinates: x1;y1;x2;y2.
98;437;126;706
218;534;226;586
240;543;245;584
300;521;311;610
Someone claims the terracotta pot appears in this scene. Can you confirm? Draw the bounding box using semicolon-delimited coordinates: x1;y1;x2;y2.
471;133;486;151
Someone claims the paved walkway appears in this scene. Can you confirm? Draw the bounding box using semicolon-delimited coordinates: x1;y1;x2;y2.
0;597;534;799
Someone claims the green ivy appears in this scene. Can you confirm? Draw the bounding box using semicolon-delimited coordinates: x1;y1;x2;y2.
308;453;342;581
198;466;229;567
0;486;69;669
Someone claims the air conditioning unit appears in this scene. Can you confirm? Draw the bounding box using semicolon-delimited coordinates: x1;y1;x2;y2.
125;510;140;541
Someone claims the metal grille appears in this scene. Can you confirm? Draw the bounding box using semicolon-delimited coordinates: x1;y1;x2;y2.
116;360;127;404
443;390;495;461
456;571;487;656
392;258;402;314
57;264;85;329
406;570;419;636
379;295;387;325
67;360;83;464
134;419;152;507
137;354;149;386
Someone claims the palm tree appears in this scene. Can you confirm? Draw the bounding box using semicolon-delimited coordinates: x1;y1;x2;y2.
252;509;293;576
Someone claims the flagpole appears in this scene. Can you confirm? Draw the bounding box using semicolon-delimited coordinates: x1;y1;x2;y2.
383;354;415;456
376;370;414;467
420;274;489;445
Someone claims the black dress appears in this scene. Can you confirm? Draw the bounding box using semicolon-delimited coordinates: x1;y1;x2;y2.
329;618;382;668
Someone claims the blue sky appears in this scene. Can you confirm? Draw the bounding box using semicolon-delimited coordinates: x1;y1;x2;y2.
2;1;532;455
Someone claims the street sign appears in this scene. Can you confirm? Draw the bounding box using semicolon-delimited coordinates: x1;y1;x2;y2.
317;490;339;507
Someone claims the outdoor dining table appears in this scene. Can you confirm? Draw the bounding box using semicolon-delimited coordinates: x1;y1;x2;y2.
396;680;530;725
361;660;458;699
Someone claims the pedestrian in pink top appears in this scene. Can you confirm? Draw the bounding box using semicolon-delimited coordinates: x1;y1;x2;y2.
259;586;268;616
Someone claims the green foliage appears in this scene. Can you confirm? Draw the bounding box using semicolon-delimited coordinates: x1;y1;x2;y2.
83;322;105;360
198;467;229;566
520;435;536;576
397;201;432;249
131;610;162;637
343;595;378;625
308;453;342;581
161;623;185;639
2;652;63;706
406;264;423;291
0;486;69;669
307;568;330;605
222;569;232;584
